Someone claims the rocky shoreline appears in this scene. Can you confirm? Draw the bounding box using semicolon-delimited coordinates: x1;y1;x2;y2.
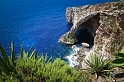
65;43;90;69
60;2;124;69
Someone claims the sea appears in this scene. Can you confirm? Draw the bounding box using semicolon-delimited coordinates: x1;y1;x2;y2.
0;0;112;61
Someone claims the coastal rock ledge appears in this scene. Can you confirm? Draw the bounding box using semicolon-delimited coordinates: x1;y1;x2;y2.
59;2;124;62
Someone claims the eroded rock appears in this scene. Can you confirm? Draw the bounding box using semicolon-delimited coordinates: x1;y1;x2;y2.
60;2;124;68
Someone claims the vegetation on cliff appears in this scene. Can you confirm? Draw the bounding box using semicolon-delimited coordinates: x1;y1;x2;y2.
1;43;124;82
0;43;83;82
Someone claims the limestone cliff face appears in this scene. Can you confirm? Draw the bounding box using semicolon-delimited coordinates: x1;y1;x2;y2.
59;2;124;60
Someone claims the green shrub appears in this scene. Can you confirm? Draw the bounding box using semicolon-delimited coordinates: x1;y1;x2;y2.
67;37;74;44
81;72;93;82
0;43;83;82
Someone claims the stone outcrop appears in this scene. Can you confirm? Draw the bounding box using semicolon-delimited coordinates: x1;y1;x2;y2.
60;2;124;62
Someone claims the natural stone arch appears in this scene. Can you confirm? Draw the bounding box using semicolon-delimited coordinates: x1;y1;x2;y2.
59;13;100;45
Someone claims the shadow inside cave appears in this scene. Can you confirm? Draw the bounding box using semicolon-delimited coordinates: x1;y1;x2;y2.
75;13;100;47
75;28;94;46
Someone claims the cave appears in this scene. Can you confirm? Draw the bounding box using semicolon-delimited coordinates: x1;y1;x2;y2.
75;14;100;46
76;28;94;45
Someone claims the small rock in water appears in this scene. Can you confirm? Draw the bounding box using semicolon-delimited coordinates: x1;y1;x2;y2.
72;45;76;49
82;42;90;48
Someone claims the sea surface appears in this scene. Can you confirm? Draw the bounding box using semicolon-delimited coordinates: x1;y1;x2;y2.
0;0;112;60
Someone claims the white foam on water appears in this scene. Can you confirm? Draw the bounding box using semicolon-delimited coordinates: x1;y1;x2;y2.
65;45;80;67
65;54;79;67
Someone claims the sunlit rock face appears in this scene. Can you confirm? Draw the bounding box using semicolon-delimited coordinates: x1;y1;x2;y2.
60;2;124;62
59;5;99;44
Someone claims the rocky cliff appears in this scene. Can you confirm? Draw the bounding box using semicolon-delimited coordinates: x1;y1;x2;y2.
59;2;124;63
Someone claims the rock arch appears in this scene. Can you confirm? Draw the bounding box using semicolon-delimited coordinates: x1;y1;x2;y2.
59;13;100;45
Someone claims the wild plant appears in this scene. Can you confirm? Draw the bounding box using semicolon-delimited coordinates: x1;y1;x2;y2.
84;54;113;81
0;42;83;82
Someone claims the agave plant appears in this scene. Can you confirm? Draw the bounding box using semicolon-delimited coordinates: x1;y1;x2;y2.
0;42;40;81
0;42;24;81
84;54;113;80
0;42;17;75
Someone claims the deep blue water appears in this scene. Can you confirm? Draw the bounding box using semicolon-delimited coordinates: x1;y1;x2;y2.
0;0;112;59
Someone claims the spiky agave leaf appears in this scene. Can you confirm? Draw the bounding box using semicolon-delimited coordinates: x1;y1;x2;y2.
112;58;124;66
20;43;24;58
114;52;124;59
0;45;10;66
0;45;11;74
0;56;10;75
11;42;16;66
27;44;33;57
29;49;37;59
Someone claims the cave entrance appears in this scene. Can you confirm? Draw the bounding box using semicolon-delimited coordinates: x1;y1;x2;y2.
76;28;94;45
75;14;100;46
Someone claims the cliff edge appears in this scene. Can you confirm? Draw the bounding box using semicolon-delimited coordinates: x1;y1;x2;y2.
59;2;124;62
